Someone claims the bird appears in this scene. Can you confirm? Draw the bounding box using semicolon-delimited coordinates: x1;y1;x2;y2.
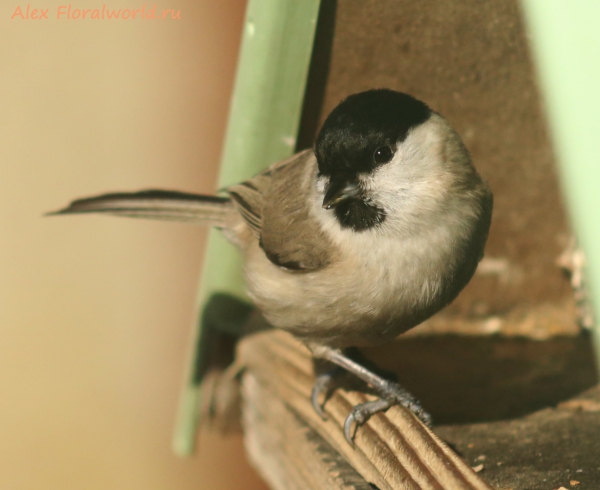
50;89;493;444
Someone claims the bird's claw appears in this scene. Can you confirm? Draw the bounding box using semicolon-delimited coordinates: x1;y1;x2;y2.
342;387;432;444
327;378;433;444
379;380;433;428
343;398;392;445
311;369;339;420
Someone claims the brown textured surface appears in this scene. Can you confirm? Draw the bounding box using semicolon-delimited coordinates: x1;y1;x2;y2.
304;0;574;330
361;333;598;425
436;385;600;489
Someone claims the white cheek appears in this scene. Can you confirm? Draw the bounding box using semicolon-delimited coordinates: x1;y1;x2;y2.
364;122;447;220
315;175;328;194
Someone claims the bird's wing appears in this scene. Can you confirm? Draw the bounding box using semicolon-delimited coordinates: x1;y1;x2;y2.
225;181;264;237
227;149;332;272
49;189;238;228
225;150;309;237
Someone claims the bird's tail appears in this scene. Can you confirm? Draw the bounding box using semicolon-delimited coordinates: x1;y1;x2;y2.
48;189;236;228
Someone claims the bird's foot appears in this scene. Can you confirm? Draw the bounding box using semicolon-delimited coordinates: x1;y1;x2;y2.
342;380;431;445
308;344;432;444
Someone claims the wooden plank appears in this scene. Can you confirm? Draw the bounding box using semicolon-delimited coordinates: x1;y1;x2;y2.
244;373;377;490
237;330;496;489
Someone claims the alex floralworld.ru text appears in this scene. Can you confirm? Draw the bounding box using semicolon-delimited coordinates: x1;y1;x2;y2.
11;4;181;20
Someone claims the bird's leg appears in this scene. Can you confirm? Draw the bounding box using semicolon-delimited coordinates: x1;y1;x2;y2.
309;345;432;444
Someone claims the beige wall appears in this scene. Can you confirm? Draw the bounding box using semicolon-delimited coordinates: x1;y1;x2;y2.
0;1;268;488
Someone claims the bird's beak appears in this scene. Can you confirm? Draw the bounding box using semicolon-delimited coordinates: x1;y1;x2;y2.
322;179;360;209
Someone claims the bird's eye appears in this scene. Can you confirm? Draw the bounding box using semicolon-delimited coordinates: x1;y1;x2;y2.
373;146;393;164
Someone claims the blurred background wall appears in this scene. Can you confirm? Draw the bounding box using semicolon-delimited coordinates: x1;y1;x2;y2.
0;1;269;488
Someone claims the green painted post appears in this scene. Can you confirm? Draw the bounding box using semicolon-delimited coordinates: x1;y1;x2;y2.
521;2;600;359
173;0;322;456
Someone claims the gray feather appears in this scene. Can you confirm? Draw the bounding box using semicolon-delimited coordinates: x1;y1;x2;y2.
48;189;236;227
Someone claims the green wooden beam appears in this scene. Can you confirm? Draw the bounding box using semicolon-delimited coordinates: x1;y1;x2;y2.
173;0;322;456
521;1;600;359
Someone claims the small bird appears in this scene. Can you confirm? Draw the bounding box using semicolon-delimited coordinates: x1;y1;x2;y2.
51;89;493;443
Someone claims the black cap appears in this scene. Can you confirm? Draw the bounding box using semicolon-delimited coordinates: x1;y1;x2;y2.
315;89;431;177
